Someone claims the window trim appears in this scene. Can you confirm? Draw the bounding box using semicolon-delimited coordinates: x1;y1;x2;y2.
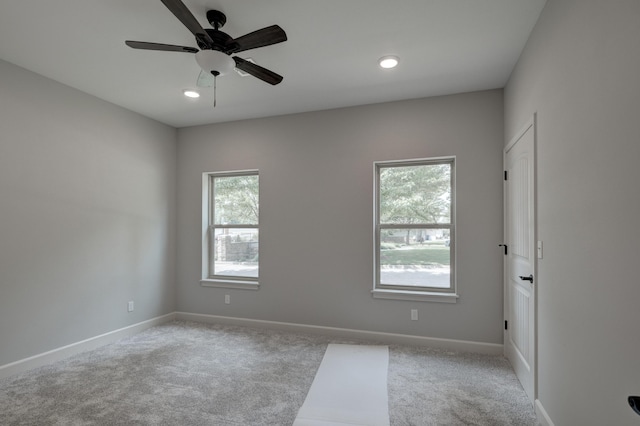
372;157;458;302
201;170;260;290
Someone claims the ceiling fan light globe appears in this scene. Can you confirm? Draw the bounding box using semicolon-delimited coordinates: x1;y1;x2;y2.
195;50;235;76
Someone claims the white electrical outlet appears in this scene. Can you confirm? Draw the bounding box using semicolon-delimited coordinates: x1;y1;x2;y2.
128;301;134;312
225;294;230;305
411;309;418;321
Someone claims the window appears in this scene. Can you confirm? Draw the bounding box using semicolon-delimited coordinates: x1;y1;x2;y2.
201;170;259;289
373;158;457;302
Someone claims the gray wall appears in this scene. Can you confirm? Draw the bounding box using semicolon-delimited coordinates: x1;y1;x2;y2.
0;59;177;365
505;1;640;424
177;90;505;344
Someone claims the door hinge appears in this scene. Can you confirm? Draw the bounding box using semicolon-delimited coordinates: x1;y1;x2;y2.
499;244;508;255
504;170;508;180
505;320;508;330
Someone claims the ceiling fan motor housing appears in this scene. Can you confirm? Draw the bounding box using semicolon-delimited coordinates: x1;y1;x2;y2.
195;11;236;51
195;50;235;76
197;28;235;51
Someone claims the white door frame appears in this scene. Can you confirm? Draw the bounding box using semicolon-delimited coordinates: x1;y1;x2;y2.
503;113;537;403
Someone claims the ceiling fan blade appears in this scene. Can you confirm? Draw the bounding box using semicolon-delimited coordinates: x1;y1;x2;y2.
196;70;215;88
233;57;283;85
160;0;214;47
229;25;287;53
125;40;198;53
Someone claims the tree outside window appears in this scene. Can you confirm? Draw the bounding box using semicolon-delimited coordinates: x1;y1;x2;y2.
208;172;259;280
375;158;455;292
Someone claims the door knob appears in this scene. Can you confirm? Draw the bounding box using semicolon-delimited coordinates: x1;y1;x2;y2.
519;274;534;283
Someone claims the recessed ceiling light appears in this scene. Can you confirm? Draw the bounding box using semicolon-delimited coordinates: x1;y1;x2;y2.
183;89;200;98
379;56;399;69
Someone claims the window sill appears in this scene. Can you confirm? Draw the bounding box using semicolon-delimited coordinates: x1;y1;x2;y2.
371;289;458;303
200;279;259;290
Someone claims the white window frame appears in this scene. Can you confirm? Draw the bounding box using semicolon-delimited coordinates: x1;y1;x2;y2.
372;157;458;303
201;170;259;290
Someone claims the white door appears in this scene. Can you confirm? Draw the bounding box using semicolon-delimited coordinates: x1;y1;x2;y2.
504;117;536;404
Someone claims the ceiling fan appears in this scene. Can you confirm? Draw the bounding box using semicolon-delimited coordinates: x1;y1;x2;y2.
125;0;287;97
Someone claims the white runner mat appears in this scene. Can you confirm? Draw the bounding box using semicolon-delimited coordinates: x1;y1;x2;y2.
293;344;390;426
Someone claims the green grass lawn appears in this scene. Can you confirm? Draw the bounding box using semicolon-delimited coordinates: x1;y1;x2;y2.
380;244;450;267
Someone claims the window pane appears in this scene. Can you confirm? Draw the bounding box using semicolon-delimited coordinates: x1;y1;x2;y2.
214;175;259;225
212;228;259;278
379;164;451;224
379;228;450;288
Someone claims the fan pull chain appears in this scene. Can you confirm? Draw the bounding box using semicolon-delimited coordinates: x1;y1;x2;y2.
211;71;220;108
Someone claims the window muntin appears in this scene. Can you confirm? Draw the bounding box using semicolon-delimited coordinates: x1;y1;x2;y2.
375;158;455;293
208;171;259;282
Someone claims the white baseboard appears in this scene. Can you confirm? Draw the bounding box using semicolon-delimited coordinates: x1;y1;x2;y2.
0;313;176;380
535;399;554;426
174;312;504;355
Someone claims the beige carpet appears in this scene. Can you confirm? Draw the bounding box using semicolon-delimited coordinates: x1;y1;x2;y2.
0;321;537;425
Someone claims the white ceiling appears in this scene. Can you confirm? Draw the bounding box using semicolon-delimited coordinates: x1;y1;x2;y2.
0;0;546;128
